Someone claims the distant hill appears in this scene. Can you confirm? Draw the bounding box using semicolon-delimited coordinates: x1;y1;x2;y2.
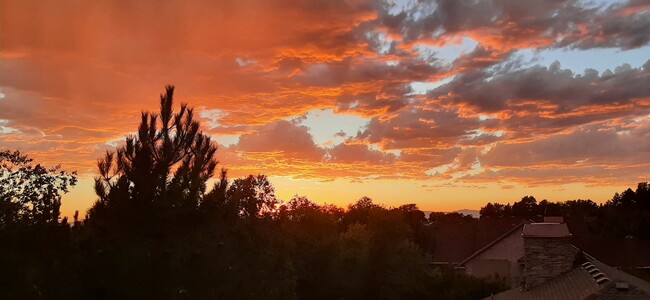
455;209;480;218
422;209;480;219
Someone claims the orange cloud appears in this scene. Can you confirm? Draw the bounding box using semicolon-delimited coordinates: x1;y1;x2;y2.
2;0;650;218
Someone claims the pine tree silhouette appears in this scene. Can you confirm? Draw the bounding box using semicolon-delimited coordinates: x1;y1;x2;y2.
90;85;218;226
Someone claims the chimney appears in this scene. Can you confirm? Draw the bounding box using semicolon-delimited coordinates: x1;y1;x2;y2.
543;216;564;223
522;223;576;289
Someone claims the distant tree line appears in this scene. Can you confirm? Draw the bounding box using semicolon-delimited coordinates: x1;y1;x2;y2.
479;196;598;219
0;86;505;299
595;183;650;238
479;183;650;238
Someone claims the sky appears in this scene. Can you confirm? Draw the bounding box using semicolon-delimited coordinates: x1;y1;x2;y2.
2;0;650;217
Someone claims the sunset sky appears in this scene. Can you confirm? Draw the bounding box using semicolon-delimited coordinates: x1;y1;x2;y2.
2;0;650;217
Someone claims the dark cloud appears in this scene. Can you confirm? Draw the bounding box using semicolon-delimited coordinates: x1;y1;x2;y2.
328;143;396;163
375;0;650;51
481;121;650;167
556;1;650;50
333;130;348;138
296;57;441;87
429;60;650;135
293;57;446;116
458;132;504;146
399;147;461;167
450;45;515;73
236;120;326;161
460;164;650;187
354;105;480;149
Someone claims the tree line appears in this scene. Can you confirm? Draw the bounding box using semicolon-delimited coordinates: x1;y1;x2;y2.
479;183;650;238
0;86;505;299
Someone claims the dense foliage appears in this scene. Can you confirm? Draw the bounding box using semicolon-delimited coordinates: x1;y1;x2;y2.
595;182;650;238
0;149;78;299
1;149;77;228
480;196;599;219
0;86;505;299
479;183;650;238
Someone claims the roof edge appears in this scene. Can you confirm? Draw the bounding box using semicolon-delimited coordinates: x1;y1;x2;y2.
459;220;531;266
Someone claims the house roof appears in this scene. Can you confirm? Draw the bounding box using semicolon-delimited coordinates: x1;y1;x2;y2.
489;267;601;300
431;216;530;263
433;215;650;268
585;252;650;297
522;223;571;238
543;216;564;223
430;217;478;263
489;253;650;300
459;220;528;266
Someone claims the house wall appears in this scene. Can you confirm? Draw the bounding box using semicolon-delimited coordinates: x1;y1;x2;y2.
466;259;510;281
464;228;525;287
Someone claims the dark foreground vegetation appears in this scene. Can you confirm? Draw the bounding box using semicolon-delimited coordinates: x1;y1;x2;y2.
1;86;647;299
0;86;504;299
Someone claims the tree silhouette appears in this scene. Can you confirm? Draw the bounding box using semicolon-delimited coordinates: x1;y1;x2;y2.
202;167;230;217
596;182;650;238
226;174;278;219
0;150;77;298
512;195;537;217
80;86;223;298
90;85;218;222
0;149;77;228
343;196;379;227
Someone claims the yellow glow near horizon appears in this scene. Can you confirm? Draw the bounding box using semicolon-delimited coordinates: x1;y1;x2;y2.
61;174;624;219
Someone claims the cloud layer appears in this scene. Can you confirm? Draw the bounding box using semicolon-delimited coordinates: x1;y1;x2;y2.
2;0;650;192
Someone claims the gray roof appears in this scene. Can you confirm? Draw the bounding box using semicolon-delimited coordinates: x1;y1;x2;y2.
459;221;528;266
488;267;600;300
488;253;650;300
522;223;571;238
